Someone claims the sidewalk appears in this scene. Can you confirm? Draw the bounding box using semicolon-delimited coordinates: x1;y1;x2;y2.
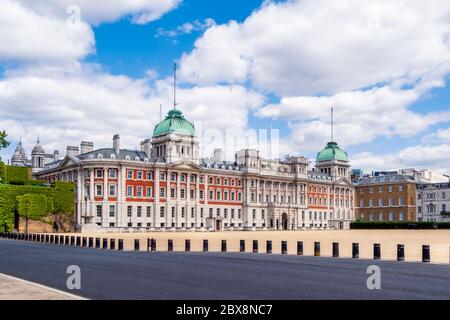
0;273;86;300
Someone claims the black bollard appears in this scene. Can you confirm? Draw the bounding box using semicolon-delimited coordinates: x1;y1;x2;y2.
151;238;156;252
50;235;54;244
185;239;191;252
71;236;75;246
168;239;173;252
422;245;430;263
54;235;59;244
82;237;87;247
134;239;140;251
373;243;381;260
110;239;115;250
281;241;287;255
45;234;49;243
88;237;94;248
147;238;151;252
240;240;245;252
352;243;359;259
95;238;100;249
314;242;320;256
203;239;208;252
253;240;258;253
266;240;272;254
103;238;108;249
118;239;123;251
221;240;227;252
333;242;339;258
297;241;303;256
59;235;64;245
397;244;405;261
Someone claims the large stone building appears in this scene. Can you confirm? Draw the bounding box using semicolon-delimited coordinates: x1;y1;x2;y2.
354;174;417;222
10;137;59;173
417;182;450;222
32;108;355;232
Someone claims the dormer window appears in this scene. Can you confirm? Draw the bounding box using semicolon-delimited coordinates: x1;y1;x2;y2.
110;154;115;159
125;155;130;161
98;154;103;159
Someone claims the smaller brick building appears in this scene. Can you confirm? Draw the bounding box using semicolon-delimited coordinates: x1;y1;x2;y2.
354;174;417;222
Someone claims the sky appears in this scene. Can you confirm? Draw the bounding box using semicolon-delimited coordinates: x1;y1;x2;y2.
0;0;449;174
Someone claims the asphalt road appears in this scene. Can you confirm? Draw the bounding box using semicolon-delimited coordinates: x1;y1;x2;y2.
1;239;450;300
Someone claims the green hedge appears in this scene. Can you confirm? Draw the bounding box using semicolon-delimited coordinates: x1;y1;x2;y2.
350;221;450;229
0;182;74;232
0;163;30;185
17;194;54;221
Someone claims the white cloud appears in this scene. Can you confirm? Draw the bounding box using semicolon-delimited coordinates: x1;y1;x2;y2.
0;65;263;160
15;0;181;25
257;85;450;150
0;0;94;64
352;144;450;174
156;18;216;38
180;0;450;96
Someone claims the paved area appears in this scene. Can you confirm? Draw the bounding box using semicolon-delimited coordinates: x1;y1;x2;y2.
68;229;450;263
0;272;84;300
1;239;450;300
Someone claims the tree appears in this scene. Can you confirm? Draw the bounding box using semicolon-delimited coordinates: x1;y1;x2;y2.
0;130;9;151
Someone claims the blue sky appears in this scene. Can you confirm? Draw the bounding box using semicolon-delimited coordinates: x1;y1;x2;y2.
1;0;449;173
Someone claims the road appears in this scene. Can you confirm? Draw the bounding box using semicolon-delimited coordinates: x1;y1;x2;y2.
1;239;450;300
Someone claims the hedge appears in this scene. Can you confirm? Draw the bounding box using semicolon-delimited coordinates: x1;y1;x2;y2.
0;182;74;232
17;194;54;221
350;221;450;229
0;163;30;185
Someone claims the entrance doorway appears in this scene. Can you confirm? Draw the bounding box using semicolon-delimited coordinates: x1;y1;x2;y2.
281;213;288;230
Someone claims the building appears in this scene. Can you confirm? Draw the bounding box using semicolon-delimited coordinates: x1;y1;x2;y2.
10;137;59;173
416;182;450;222
354;174;417;222
399;168;449;183
32;108;355;232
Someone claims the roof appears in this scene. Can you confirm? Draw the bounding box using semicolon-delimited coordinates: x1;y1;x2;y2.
316;141;349;162
77;148;148;161
153;109;195;138
354;174;417;186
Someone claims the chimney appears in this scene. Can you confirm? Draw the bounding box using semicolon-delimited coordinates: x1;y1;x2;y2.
141;139;152;157
214;148;223;162
113;134;120;154
53;150;60;162
66;146;79;157
80;141;94;154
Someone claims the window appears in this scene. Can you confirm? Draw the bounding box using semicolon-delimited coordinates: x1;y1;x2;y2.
96;184;103;196
199;190;204;200
160;172;166;181
190;175;195;183
170;188;176;198
216;191;221;200
127;206;132;217
160;187;166;198
127;170;133;179
109;205;115;217
180;189;185;199
170;173;176;181
108;169;116;178
180;174;186;182
137;186;143;197
181;207;185;218
378;198;383;207
127;186;133;197
360;199;364;208
209;177;213;184
199;176;204;184
160;206;165;217
96;205;102;217
171;207;175;218
109;184;116;197
369;199;373;207
369;213;374;222
146;172;153;180
388;185;393;192
378;212;383;221
146;187;152;197
399;212;404;221
191;207;195;218
146;206;151;218
137;206;142;218
190;189;195;199
399;185;403;192
96;169;103;178
389;212;394;221
398;197;404;206
137;171;143;180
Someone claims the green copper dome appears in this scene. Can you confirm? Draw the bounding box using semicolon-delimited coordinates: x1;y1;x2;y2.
316;141;349;162
153;109;195;137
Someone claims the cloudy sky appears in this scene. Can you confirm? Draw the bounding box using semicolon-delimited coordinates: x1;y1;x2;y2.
0;0;449;174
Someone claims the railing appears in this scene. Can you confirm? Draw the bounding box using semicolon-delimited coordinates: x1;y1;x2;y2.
441;211;450;216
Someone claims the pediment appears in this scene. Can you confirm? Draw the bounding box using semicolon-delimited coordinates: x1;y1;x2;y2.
168;160;201;171
58;155;80;168
335;176;353;186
